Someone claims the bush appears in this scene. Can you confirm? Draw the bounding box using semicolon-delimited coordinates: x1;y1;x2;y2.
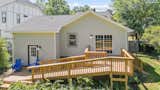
142;26;160;53
140;43;155;53
8;77;111;90
9;80;67;90
0;38;10;73
8;77;130;90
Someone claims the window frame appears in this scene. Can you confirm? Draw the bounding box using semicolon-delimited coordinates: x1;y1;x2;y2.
16;14;21;24
95;35;112;53
2;11;7;23
67;33;78;47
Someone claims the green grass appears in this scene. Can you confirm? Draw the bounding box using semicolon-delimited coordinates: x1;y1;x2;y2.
135;53;160;90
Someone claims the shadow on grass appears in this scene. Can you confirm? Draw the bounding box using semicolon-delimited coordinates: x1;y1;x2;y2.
140;62;160;83
128;61;160;90
129;52;160;90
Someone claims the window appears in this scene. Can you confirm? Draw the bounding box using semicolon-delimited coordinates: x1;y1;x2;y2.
24;14;28;18
2;12;7;23
16;14;20;24
96;35;112;53
31;47;37;56
68;33;77;47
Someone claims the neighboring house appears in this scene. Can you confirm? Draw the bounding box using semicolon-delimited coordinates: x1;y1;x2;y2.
96;9;113;19
0;0;43;40
11;11;133;66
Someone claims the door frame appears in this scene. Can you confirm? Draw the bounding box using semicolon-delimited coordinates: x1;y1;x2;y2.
28;45;39;65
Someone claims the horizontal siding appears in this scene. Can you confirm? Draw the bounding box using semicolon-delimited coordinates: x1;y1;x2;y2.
60;15;128;56
14;34;56;66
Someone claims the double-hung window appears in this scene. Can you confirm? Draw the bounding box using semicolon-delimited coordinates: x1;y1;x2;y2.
2;12;7;23
17;14;21;24
68;33;77;47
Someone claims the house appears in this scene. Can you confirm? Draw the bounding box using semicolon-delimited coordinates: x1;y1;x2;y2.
0;0;43;40
11;11;133;66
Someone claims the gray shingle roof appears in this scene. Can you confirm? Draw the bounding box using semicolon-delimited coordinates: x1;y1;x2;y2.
10;11;134;33
11;15;79;33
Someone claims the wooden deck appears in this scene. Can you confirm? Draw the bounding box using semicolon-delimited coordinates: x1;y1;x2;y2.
1;49;142;90
28;57;133;80
26;49;136;90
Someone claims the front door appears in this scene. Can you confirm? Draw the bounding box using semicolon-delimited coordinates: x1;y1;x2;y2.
28;45;38;65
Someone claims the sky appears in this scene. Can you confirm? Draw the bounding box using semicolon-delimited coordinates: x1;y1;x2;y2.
30;0;113;11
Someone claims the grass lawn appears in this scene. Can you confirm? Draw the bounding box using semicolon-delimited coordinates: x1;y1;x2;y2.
135;53;160;90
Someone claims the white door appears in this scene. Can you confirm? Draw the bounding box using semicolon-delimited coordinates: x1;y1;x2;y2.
28;45;38;65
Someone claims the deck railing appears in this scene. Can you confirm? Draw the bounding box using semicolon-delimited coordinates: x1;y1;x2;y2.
39;55;86;65
28;49;134;82
84;49;107;59
132;54;143;72
40;48;107;65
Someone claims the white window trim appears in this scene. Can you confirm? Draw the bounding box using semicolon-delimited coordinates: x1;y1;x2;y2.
67;33;78;47
16;14;21;24
2;11;7;23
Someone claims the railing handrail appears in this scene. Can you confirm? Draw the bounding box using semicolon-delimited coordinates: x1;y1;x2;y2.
39;55;85;65
121;49;135;59
27;56;133;70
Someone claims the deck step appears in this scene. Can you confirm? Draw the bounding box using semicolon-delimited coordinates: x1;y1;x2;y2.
112;78;126;82
0;83;10;90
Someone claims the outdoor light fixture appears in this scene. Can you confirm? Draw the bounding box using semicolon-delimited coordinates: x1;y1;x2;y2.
37;46;42;51
89;34;94;39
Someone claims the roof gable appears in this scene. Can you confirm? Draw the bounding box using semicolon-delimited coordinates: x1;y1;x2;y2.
62;11;134;32
0;0;42;10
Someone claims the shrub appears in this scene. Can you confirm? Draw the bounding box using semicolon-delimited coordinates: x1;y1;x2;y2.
142;26;160;53
8;77;129;90
0;38;10;73
9;79;70;90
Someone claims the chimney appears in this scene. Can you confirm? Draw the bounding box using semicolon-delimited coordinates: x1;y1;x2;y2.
92;8;96;12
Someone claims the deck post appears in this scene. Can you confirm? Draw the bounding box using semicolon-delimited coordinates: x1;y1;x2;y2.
67;63;73;90
110;59;113;90
125;59;128;90
41;67;44;79
125;75;128;90
110;74;113;90
31;69;35;82
68;64;71;78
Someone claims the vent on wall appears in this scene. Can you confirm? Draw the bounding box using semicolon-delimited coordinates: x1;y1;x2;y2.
24;14;28;18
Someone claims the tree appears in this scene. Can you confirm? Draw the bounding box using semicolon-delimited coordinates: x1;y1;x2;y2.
112;0;160;39
72;5;90;13
142;26;160;52
0;38;10;72
44;0;70;15
36;0;45;8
